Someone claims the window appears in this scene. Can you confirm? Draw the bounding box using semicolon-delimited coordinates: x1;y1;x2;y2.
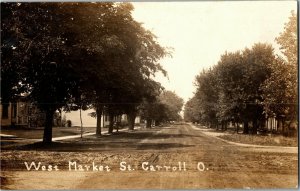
2;104;9;119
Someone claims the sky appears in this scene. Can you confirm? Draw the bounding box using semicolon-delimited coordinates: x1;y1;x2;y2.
131;1;297;103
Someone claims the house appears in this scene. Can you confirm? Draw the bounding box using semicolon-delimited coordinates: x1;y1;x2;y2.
1;100;140;128
0;99;34;128
1;99;50;128
265;117;277;131
62;109;141;127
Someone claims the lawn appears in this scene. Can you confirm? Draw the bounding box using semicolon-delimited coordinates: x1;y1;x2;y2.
0;126;97;139
219;133;298;147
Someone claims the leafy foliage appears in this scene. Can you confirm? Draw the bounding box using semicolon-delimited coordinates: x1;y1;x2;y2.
185;12;298;135
140;90;184;127
185;43;277;134
275;10;297;66
1;2;169;142
261;10;298;131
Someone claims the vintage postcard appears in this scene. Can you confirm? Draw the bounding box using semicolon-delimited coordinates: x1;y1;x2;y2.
0;1;298;190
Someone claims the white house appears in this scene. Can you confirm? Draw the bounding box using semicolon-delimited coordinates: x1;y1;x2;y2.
62;109;141;127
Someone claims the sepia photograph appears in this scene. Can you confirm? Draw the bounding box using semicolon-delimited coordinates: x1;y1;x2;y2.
0;0;298;189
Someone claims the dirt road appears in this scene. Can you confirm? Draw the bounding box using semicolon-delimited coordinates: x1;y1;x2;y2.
1;124;298;189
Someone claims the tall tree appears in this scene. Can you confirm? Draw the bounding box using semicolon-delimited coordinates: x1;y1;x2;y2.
194;68;219;128
261;11;298;135
240;43;274;134
94;3;168;133
192;43;275;134
275;10;297;66
140;90;183;127
184;96;201;123
1;2;169;142
214;51;244;130
159;91;184;122
1;3;83;143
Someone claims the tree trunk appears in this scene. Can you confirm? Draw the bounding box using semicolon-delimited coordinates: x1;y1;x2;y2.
59;109;62;127
43;109;54;144
96;107;102;136
236;122;239;133
265;117;269;132
276;118;280;132
108;112;114;134
128;112;136;130
80;107;83;139
146;118;151;128
116;115;119;133
282;118;285;136
243;120;249;134
252;118;258;135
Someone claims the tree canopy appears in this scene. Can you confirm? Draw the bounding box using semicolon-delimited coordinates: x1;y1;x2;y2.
261;10;298;132
1;2;169;143
185;43;277;134
185;11;297;136
140;90;184;127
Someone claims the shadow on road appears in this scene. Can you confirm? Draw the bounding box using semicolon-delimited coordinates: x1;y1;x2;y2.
4;128;196;152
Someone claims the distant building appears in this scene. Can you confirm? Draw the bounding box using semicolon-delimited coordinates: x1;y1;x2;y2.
265;117;277;131
62;109;141;127
0;98;45;128
1;99;29;127
1;100;140;128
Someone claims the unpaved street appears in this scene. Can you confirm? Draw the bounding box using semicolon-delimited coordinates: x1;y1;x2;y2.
1;124;298;189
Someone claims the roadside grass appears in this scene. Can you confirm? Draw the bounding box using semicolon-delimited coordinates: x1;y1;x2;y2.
0;126;165;151
193;124;298;147
219;133;298;147
0;126;97;139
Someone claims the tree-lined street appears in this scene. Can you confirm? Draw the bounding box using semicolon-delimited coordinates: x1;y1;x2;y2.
0;2;298;190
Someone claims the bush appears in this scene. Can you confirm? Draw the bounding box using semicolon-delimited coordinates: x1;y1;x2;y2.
61;115;67;127
66;120;72;127
119;121;128;128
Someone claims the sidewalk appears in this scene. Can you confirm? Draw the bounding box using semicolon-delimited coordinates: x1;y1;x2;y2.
33;128;127;141
0;131;96;141
46;126;141;141
190;124;298;154
1;126;140;144
0;134;18;139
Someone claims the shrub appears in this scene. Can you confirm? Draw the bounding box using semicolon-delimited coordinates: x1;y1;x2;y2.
66;120;72;127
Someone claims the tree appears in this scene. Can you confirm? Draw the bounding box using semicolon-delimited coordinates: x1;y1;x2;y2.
1;2;169;142
261;57;297;134
187;12;294;136
88;3;169;133
159;91;184;122
214;51;244;131
140;99;167;128
184;96;201;123
239;43;275;134
275;10;297;66
194;68;219;128
1;3;84;143
191;43;275;134
261;11;298;135
140;90;183;127
216;44;274;134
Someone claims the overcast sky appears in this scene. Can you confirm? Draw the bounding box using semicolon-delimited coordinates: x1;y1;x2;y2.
131;1;297;103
